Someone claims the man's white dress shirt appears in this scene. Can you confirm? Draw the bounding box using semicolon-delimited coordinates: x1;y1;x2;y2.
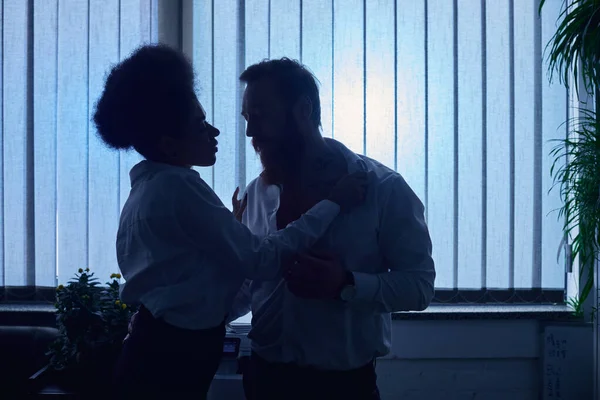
117;160;340;330
230;139;436;370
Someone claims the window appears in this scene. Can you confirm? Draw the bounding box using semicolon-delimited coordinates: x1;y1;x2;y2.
0;0;568;304
0;0;157;295
189;0;568;302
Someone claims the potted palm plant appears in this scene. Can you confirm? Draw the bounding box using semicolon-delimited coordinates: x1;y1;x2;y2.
542;0;600;319
540;0;600;398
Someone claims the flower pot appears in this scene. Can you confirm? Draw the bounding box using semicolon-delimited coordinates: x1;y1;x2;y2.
30;344;121;396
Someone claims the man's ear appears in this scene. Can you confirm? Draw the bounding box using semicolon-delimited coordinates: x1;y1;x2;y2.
293;95;313;123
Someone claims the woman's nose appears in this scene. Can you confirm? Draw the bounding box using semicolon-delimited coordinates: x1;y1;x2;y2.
210;125;220;137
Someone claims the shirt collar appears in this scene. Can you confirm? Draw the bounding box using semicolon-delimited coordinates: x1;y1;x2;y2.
129;160;199;187
323;138;369;174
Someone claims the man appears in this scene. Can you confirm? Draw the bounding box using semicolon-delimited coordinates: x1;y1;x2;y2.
230;58;436;400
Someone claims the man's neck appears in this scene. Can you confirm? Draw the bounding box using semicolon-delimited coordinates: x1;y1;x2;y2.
298;131;334;173
276;133;337;228
283;138;346;189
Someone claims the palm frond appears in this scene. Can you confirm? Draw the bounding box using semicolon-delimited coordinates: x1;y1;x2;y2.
550;107;600;313
541;0;600;95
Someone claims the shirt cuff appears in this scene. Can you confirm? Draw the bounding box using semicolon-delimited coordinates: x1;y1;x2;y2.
314;200;341;213
351;271;380;302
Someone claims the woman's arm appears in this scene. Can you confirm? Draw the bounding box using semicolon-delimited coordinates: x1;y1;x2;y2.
226;279;252;323
176;175;341;280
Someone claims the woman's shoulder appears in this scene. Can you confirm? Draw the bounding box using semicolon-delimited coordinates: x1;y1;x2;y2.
139;167;221;212
148;166;202;190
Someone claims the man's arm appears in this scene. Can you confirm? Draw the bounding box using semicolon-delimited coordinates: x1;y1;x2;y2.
350;175;435;312
286;175;435;312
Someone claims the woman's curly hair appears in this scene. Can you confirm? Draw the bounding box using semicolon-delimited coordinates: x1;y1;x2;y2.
93;44;196;155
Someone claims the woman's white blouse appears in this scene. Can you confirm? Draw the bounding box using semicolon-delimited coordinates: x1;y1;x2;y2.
116;160;339;330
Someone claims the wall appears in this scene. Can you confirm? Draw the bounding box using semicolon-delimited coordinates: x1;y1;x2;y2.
376;319;541;400
377;359;537;400
0;305;569;400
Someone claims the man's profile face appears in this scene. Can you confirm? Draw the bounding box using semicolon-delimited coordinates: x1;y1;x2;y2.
242;78;288;150
242;78;305;182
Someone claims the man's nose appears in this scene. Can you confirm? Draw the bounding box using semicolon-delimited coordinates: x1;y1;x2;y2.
245;120;256;138
246;118;256;138
210;124;220;137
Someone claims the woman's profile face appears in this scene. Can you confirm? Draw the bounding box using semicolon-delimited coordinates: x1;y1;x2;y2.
164;98;220;168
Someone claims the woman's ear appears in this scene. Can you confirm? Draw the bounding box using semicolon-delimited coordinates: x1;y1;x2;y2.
158;135;178;159
293;95;313;123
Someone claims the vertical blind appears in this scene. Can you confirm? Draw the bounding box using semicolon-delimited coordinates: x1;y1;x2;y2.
1;0;157;288
190;0;568;291
0;0;568;293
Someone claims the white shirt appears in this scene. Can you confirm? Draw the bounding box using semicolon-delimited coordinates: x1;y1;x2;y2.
116;160;340;330
229;139;436;370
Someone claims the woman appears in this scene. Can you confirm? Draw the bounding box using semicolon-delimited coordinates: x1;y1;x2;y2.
92;44;366;398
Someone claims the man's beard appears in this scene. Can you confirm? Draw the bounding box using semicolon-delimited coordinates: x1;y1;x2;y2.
253;122;305;185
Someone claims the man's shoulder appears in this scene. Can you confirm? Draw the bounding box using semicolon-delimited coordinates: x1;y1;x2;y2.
358;155;423;210
359;155;404;188
333;140;403;189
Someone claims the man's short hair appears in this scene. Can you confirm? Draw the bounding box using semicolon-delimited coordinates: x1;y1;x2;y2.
239;58;322;129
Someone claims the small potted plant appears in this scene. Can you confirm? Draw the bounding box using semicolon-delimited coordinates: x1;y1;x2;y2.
34;269;137;394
